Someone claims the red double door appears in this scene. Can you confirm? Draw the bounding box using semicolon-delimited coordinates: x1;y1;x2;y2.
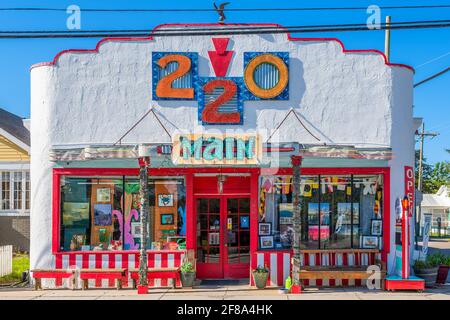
195;195;251;279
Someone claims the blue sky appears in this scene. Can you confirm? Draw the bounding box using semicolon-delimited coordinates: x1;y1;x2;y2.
0;0;448;164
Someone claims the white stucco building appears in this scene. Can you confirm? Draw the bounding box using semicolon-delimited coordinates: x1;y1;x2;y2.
30;23;418;288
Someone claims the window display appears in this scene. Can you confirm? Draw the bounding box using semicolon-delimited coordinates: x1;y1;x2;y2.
59;176;186;252
258;174;384;250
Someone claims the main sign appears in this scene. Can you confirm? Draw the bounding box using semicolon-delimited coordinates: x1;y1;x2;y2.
171;134;261;165
152;38;289;125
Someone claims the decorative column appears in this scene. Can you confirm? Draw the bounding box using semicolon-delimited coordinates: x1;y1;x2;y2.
401;196;410;279
137;156;150;294
291;155;302;294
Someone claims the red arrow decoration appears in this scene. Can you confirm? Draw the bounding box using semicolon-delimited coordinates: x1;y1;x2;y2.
208;38;233;77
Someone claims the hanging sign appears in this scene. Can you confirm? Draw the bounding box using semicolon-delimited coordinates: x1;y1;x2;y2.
171;134;261;165
421;214;432;256
227;218;233;230
404;166;415;217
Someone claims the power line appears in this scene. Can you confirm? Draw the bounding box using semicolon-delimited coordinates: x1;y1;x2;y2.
1;5;450;12
414;67;450;87
3;19;448;34
416;51;450;68
0;21;449;38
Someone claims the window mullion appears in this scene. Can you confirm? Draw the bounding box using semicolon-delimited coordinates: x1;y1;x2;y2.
22;171;26;212
10;171;14;210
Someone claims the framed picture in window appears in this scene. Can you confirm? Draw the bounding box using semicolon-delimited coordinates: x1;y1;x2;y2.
131;222;142;237
362;236;378;249
94;203;112;226
258;222;271;236
96;188;111;202
160;213;174;225
209;232;220;245
279;203;293;225
371;219;383;236
260;236;274;249
158;194;173;207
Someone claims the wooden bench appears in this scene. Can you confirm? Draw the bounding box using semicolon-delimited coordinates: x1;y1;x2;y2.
31;269;76;290
129;267;181;289
79;268;127;290
299;265;386;287
296;250;386;289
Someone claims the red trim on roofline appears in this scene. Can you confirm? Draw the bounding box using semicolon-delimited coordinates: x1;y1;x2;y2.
30;22;414;72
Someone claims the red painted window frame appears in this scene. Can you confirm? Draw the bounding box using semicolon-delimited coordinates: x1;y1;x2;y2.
52;166;390;261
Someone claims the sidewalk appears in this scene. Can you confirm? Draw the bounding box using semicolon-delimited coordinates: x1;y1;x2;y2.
1;284;449;300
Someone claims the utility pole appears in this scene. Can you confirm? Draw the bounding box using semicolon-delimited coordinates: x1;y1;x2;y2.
291;155;303;294
137;152;151;294
415;123;439;245
385;15;391;61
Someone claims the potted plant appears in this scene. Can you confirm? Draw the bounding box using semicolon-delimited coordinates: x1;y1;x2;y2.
436;255;450;284
252;265;269;289
180;261;196;288
413;253;442;287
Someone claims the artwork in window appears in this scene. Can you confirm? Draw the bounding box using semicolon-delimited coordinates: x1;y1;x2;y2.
98;228;107;243
160;213;174;225
362;235;378;249
96;188;111;202
158;194;174;207
336;203;359;233
240;215;250;229
308;225;330;241
371;219;383;236
260;236;274;249
62;202;89;226
151;242;162;250
209;232;220;245
258;222;271;236
131;222;142;237
308;203;330;225
279;203;293;225
69;234;85;251
94;203;112;226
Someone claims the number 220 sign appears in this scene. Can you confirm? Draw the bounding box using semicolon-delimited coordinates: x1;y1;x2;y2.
151;38;289;125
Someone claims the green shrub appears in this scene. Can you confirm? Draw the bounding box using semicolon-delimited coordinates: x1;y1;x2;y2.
414;252;448;269
180;261;194;273
252;265;269;273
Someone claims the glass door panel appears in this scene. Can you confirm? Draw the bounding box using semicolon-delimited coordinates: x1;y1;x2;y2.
224;197;250;278
196;197;223;278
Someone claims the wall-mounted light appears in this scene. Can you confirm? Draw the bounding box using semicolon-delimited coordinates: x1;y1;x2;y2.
217;174;227;194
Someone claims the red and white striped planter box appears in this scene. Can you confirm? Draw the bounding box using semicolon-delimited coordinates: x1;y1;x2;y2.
253;250;382;287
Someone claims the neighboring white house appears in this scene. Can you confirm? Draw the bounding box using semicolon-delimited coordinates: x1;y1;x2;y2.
421;185;450;236
0;108;31;251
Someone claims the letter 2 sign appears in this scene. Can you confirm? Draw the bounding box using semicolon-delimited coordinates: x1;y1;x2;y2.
152;41;289;125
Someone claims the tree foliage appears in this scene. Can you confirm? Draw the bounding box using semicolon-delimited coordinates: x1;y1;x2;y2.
415;150;450;193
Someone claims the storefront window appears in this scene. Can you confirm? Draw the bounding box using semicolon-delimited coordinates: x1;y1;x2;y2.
258;174;383;250
353;175;384;249
59;175;186;252
60;176;124;251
